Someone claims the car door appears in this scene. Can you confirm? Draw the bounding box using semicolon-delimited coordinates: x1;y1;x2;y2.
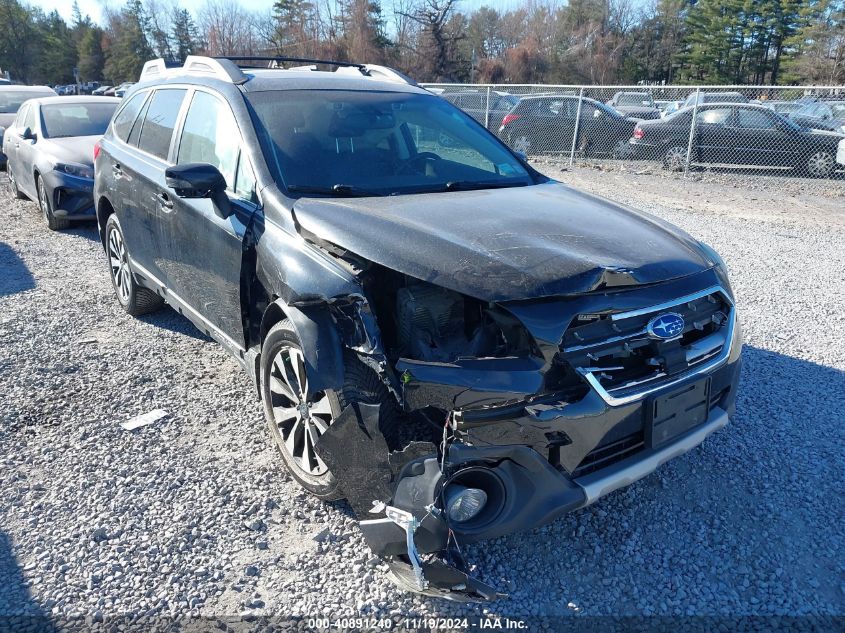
730;107;785;166
119;88;188;285
693;107;733;164
15;103;40;197
4;103;28;175
161;88;257;349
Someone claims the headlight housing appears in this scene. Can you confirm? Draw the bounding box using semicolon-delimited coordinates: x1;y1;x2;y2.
55;162;94;180
697;240;734;297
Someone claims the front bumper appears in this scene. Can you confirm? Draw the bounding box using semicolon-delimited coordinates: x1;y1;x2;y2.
316;275;742;600
42;170;96;220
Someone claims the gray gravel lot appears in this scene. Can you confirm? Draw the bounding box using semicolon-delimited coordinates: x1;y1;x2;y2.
1;166;843;625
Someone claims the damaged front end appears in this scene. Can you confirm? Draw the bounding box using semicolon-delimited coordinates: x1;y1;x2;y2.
306;255;742;601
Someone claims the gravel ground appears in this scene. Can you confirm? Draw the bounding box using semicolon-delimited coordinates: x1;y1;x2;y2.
1;166;843;626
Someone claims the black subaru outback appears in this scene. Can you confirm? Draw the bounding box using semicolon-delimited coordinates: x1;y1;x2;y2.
94;56;742;601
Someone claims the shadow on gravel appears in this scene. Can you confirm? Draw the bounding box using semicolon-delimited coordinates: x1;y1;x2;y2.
138;305;213;342
0;531;55;631
0;242;35;297
65;224;100;242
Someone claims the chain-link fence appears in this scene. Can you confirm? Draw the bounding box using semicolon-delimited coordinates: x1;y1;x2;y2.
422;83;845;193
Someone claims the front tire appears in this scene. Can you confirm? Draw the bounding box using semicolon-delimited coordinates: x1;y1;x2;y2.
37;175;69;231
105;214;164;316
663;145;689;171
260;320;400;500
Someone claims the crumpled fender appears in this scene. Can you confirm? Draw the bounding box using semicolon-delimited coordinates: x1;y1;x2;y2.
267;298;345;396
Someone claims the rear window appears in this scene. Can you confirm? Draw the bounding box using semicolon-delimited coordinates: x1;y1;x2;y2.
0;90;55;114
137;89;186;159
41;102;118;138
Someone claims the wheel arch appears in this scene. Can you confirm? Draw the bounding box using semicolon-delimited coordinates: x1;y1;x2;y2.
259;297;346;397
96;196;115;248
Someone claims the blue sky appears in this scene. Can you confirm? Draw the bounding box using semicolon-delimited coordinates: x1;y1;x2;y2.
38;0;524;26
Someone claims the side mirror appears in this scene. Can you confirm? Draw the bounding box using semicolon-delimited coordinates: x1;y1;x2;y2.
165;163;232;219
22;127;36;141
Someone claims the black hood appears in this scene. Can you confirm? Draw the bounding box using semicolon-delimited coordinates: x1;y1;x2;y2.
616;106;659;119
39;135;99;168
293;182;714;302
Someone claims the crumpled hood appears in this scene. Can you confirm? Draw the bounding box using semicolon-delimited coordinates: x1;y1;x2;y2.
38;135;99;167
293;182;714;302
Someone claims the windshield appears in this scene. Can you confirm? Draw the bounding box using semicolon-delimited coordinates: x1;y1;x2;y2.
248;90;532;196
41;102;118;138
0;91;55;114
618;93;653;106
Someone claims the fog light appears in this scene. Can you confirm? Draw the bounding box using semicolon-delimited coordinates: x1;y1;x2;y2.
444;485;487;523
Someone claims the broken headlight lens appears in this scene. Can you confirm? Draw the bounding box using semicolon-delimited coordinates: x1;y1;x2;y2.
55;162;94;180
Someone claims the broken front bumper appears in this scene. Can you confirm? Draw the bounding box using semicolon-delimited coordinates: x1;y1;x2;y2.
316;276;742;601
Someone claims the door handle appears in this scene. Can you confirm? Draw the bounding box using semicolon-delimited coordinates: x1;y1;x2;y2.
112;164;123;179
156;192;173;211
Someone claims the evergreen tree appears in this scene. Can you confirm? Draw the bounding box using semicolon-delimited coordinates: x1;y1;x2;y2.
171;8;204;61
104;0;154;83
78;27;106;81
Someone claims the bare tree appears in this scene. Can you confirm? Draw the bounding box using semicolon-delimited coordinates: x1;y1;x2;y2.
399;0;462;80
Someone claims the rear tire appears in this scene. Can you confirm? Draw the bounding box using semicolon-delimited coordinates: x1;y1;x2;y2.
105;214;164;316
37;175;69;231
805;151;834;179
663;145;688;171
260;320;401;500
7;168;26;200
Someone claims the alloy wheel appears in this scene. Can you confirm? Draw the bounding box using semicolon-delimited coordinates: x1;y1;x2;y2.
664;146;688;171
807;151;834;178
38;179;51;223
268;346;334;476
108;227;131;304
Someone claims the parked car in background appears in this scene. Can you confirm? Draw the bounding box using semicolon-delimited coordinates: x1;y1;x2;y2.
93;56;742;600
629;103;845;178
3;96;120;229
442;90;520;130
762;100;804;116
499;95;638;158
114;82;135;98
0;84;57;170
93;85;112;96
607;91;660;120
683;91;749;107
789;100;845;134
659;100;685;118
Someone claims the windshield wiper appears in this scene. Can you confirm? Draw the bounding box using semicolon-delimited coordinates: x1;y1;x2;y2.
442;180;528;192
287;184;383;197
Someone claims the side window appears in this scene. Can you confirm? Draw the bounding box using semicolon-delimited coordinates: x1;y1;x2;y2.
14;104;29;128
137;89;187;160
112;91;148;142
22;105;36;131
234;155;257;202
699;108;731;126
177;90;240;190
736;109;776;130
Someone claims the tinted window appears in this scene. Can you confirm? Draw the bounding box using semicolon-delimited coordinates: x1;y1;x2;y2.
0;90;55;114
460;94;484;109
113;91;148;142
41;102;119;138
618;93;653;106
137;89;186;159
699;108;731;125
736;109;776;130
177;90;240;189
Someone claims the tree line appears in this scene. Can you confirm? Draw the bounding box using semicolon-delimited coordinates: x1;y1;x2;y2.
0;0;842;86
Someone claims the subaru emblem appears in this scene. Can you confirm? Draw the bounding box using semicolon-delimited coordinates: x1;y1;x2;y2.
647;312;685;340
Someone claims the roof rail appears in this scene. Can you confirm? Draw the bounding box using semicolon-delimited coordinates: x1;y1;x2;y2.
138;56;248;85
219;55;367;71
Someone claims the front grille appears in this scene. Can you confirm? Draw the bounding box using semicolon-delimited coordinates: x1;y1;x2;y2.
571;431;645;478
560;288;732;400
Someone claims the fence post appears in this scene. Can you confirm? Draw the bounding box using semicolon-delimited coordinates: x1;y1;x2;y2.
684;87;700;177
569;87;584;167
485;86;491;129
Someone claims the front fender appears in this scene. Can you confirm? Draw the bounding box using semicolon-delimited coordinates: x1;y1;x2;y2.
266;298;345;396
